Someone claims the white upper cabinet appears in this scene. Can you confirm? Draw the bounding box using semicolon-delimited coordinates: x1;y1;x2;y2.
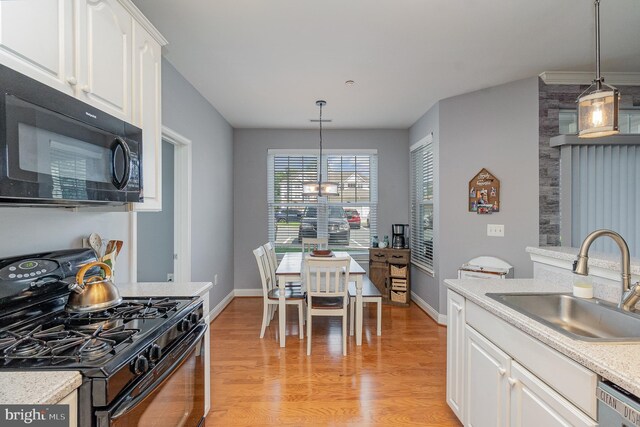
77;0;133;121
0;0;167;211
132;20;162;211
0;0;75;95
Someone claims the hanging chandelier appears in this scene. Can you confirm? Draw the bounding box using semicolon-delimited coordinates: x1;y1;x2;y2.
577;0;620;138
302;100;339;196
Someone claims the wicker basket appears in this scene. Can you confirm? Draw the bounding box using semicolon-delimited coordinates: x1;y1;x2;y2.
391;290;407;303
390;264;407;278
391;278;407;291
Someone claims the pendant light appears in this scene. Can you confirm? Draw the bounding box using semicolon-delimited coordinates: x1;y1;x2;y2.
577;0;620;138
303;100;339;196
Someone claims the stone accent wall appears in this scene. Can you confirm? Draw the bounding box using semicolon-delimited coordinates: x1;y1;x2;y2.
538;79;640;246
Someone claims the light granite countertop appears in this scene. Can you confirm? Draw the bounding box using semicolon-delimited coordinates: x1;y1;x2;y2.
527;246;640;276
116;282;212;298
444;278;640;396
0;371;82;404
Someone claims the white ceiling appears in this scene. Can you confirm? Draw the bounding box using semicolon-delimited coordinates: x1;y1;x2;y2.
132;0;640;129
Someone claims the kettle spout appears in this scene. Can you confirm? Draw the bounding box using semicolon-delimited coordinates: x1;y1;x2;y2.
64;277;85;294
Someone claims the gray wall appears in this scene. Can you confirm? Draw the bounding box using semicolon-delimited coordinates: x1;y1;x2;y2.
408;103;441;312
408;77;540;314
161;59;234;310
233;129;409;290
0;208;131;279
137;141;175;281
438;77;540;312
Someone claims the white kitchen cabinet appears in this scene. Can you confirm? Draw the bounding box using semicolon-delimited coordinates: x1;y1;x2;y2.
447;289;598;426
132;20;162;211
200;291;211;417
77;0;133;121
465;325;510;427
57;389;78;427
0;0;76;95
0;0;166;211
509;362;597;427
446;289;465;422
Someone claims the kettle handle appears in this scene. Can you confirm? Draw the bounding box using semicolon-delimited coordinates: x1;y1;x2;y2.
76;261;112;286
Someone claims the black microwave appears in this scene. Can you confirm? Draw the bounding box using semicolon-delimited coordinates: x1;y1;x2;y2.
0;63;142;206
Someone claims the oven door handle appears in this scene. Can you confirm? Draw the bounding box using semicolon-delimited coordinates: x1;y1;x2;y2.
108;323;207;420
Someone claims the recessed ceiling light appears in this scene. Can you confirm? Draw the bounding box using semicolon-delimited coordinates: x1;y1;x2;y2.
345;80;355;86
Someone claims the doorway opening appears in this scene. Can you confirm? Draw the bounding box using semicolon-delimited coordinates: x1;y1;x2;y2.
135;126;192;282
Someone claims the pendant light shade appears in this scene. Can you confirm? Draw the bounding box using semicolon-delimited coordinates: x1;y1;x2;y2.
303;100;339;196
577;0;620;138
578;89;619;138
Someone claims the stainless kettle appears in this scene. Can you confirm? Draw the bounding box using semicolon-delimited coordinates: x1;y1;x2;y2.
66;261;122;313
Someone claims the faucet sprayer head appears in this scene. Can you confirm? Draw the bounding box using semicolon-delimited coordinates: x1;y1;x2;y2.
573;256;590;276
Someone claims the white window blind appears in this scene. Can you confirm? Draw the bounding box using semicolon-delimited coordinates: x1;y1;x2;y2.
410;136;434;272
570;144;640;257
268;150;377;253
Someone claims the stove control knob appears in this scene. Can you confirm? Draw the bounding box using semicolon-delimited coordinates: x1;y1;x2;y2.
148;344;162;362
189;312;199;325
131;355;149;375
179;319;191;332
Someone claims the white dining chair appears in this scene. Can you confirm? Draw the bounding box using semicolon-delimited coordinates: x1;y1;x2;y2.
263;242;302;292
304;256;350;356
302;237;329;253
253;246;305;340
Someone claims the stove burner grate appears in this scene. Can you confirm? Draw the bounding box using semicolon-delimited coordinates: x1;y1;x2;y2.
65;298;179;326
0;323;137;364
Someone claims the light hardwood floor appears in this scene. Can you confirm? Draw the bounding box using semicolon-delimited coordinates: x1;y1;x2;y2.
206;297;461;426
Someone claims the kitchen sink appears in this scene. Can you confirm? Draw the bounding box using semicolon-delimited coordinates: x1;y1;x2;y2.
486;293;640;342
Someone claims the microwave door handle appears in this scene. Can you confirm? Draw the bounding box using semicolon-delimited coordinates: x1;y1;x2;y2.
107;324;207;420
111;137;131;190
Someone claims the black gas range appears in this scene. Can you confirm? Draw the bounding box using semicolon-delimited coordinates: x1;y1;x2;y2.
0;249;206;427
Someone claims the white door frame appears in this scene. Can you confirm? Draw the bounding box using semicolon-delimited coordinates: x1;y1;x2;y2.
128;126;192;283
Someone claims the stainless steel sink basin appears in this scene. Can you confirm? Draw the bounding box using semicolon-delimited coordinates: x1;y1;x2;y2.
486;293;640;342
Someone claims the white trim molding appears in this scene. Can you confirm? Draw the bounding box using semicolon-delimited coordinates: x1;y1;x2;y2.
234;288;263;297
117;0;168;46
539;71;640;86
162;126;193;283
409;132;433;152
207;290;235;322
411;291;447;325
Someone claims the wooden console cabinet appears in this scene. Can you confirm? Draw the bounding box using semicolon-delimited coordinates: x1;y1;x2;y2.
369;248;411;306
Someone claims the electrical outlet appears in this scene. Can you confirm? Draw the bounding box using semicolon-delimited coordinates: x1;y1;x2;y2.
167;273;174;282
82;237;90;248
487;224;505;237
214;274;219;286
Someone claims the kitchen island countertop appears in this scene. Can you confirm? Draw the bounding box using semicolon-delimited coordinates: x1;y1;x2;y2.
116;281;212;298
444;278;640;396
0;371;82;404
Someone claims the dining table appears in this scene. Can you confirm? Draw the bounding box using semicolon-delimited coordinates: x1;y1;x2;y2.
275;251;367;348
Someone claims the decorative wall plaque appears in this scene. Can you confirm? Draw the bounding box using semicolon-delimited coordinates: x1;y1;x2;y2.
468;168;500;214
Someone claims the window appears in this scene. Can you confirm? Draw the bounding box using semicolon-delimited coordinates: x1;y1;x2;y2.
567;144;640;257
560;109;640;135
268;150;377;253
410;135;434;272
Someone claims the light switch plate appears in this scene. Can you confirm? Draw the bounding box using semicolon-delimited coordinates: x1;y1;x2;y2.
487;224;505;237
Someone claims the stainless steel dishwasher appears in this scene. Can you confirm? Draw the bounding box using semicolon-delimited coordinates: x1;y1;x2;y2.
598;380;640;426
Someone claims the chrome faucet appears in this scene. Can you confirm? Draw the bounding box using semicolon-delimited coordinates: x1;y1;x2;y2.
573;229;640;311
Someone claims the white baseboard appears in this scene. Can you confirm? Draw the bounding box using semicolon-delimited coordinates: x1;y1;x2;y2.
233;288;262;297
207;290;234;322
411;291;447;325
